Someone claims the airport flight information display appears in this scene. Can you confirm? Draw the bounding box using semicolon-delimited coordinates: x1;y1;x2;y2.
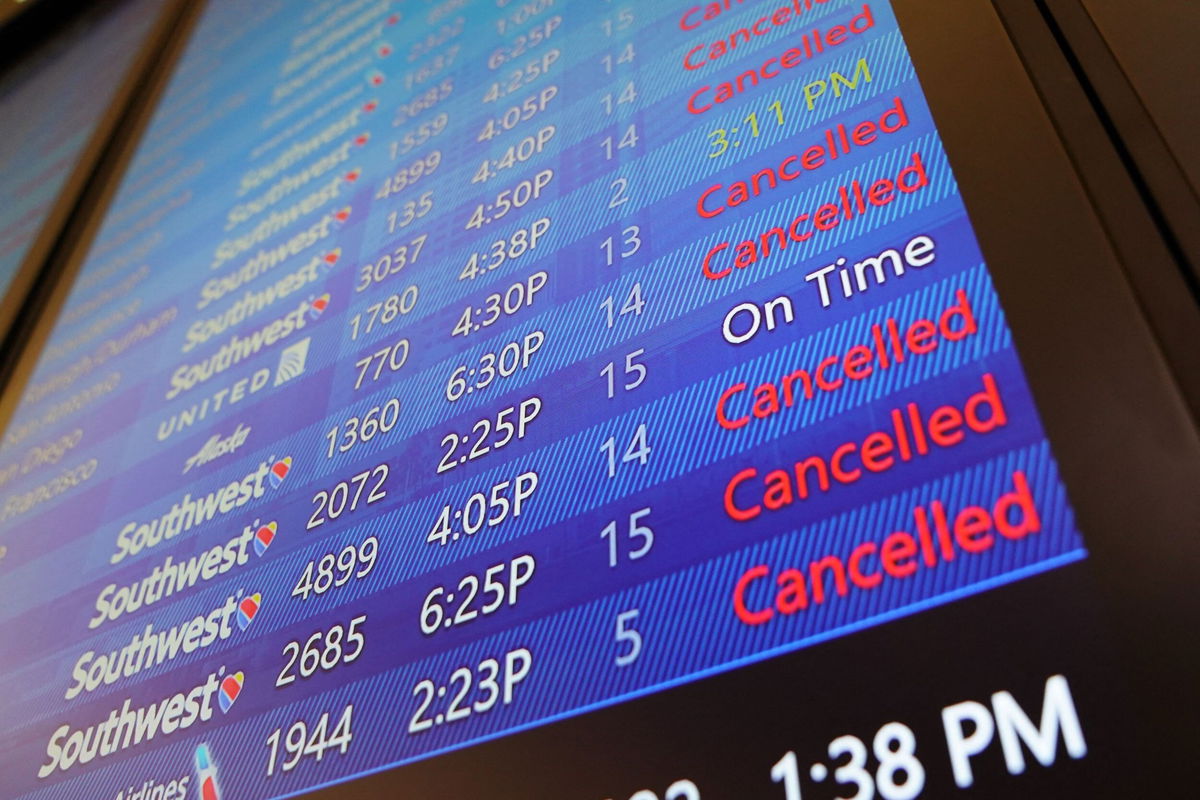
0;1;1096;798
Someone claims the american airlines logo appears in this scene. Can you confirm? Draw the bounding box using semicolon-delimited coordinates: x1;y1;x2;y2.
182;424;251;474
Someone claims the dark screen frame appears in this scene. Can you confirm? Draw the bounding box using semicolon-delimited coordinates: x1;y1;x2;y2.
0;0;201;430
993;0;1200;421
889;0;1200;785
0;0;192;393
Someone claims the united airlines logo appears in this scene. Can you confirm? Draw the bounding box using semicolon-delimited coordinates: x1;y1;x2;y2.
274;336;310;386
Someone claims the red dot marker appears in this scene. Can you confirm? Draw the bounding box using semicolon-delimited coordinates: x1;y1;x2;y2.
354;132;370;146
362;100;378;113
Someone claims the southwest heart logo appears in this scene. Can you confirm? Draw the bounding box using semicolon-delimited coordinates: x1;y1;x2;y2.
218;671;244;714
334;206;352;224
354;132;370;147
308;293;330;320
367;70;385;87
253;521;277;556
344;168;361;183
362;100;378;113
269;457;292;489
322;248;341;269
237;593;262;631
377;43;393;57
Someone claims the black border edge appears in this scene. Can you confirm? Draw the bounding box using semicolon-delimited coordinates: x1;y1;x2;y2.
994;0;1200;422
893;0;1200;787
0;0;202;426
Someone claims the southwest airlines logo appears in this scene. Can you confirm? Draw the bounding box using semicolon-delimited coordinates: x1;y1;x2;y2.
237;593;262;630
254;520;278;556
218;672;244;714
269;457;292;488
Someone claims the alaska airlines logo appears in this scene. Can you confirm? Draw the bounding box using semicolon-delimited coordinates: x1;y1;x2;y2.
182;424;251;474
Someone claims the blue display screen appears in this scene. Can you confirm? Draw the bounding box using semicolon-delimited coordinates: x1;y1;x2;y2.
0;1;1087;798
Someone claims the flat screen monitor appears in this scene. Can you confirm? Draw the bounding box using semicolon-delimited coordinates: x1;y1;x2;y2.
0;1;1196;798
